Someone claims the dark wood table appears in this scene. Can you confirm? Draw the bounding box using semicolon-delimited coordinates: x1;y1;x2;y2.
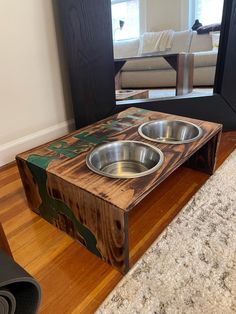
115;53;194;96
17;108;222;274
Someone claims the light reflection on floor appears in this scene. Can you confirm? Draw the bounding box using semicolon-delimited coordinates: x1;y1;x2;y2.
148;87;213;99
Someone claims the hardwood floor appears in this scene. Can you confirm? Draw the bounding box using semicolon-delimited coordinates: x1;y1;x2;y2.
0;131;236;314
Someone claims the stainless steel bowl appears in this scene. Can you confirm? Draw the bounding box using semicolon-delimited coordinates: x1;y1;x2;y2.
138;120;203;144
86;140;164;179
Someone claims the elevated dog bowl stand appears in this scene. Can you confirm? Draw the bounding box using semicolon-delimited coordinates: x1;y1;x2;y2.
16;108;222;274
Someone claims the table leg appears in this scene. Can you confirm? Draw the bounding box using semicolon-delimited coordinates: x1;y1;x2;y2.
114;60;126;91
115;72;122;90
176;53;194;96
164;53;194;96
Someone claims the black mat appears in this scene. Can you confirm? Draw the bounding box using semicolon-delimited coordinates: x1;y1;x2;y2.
0;251;41;314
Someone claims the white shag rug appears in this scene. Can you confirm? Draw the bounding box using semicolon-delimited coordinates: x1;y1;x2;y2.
96;150;236;314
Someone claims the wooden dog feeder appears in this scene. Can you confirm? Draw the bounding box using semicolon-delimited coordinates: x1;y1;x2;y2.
16;108;222;273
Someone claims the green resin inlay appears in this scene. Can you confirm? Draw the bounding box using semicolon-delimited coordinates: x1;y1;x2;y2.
47;109;149;161
102;120;122;129
27;154;101;258
48;133;108;160
48;140;94;159
74;131;107;144
48;141;79;158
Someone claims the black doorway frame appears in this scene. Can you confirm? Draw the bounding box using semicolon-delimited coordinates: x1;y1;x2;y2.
55;0;236;130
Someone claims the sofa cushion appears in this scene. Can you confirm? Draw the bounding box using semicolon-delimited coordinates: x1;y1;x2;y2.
170;30;193;53
197;23;221;34
121;30;193;71
211;32;220;50
193;67;216;86
113;38;140;58
190;31;213;52
121;69;177;88
114;30;193;59
193;51;218;67
121;66;215;88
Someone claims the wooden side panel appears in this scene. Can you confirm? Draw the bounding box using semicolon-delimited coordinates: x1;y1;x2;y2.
184;130;222;174
16;158;129;273
16;158;42;213
46;174;129;273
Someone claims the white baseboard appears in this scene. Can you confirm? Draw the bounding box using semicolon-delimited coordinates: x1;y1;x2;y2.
0;119;75;167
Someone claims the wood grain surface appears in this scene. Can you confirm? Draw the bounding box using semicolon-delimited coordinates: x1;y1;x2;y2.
55;0;116;129
17;108;222;211
46;173;129;273
16;108;222;273
0;132;235;313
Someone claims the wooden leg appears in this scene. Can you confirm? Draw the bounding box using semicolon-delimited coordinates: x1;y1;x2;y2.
62;180;130;274
114;60;126;91
184;130;222;175
115;72;122;90
0;223;13;258
114;60;126;76
18;161;130;274
176;53;194;96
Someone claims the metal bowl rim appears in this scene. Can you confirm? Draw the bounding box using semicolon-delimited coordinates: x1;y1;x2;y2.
86;140;165;179
138;119;203;144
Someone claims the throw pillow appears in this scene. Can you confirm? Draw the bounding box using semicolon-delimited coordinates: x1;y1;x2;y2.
197;23;221;34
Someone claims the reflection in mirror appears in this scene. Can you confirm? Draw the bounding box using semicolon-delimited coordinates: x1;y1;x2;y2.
111;0;224;103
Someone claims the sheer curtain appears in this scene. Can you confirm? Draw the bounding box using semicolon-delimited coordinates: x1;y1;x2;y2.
195;0;224;25
111;0;140;40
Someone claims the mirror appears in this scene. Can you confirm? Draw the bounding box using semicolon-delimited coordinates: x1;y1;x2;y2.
111;0;224;103
56;0;236;130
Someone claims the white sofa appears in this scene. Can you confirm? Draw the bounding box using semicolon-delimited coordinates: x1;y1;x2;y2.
113;30;218;88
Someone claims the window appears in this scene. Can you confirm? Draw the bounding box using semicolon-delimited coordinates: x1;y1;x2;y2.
111;0;140;41
194;0;224;25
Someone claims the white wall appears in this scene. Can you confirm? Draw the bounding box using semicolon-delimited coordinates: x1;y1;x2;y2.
143;0;189;32
0;0;74;165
